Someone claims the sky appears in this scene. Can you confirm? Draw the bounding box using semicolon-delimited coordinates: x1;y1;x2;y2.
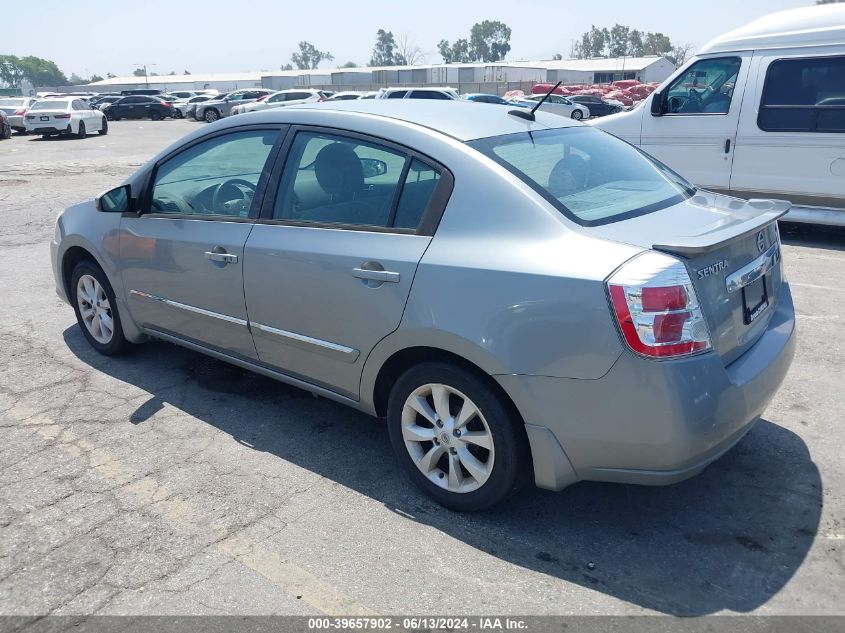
8;0;816;78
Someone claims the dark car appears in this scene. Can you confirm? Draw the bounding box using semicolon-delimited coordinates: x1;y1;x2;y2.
462;93;510;105
0;110;11;139
567;95;623;117
103;96;175;121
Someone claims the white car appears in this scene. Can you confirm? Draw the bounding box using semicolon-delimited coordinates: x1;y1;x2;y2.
376;87;459;100
0;97;39;133
515;94;590;120
326;91;368;101
235;89;326;115
24;97;108;138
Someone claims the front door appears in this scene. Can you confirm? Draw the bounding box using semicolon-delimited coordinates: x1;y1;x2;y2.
121;127;283;359
641;54;751;190
243;128;450;398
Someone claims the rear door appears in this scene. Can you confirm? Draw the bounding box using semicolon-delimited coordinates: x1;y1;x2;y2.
640;54;752;189
729;51;845;213
121;126;284;358
243;127;452;398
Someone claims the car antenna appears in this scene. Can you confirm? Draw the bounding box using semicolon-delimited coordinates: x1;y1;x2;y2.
509;81;562;122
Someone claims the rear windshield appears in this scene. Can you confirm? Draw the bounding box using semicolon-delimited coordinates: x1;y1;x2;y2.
469;126;695;226
0;99;25;107
31;100;70;110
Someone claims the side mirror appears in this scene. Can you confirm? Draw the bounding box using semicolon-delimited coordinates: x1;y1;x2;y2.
97;185;131;213
650;90;665;117
361;158;388;178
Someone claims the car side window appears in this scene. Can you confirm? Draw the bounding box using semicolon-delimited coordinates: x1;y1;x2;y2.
386;90;407;99
150;130;280;218
273;131;410;228
758;56;845;133
664;57;741;115
410;90;449;100
393;159;441;230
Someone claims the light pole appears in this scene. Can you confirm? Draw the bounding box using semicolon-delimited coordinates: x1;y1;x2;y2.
133;63;157;88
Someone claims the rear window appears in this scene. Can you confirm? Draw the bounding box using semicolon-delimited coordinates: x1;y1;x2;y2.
469;127;695;226
0;99;25;107
31;100;69;110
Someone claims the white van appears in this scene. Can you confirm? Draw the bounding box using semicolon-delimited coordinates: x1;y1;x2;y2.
592;5;845;226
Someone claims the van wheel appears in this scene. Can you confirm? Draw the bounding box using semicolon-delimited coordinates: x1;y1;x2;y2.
70;261;130;356
386;362;529;511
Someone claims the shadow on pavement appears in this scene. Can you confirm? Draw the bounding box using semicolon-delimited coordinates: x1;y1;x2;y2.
780;221;845;252
64;326;822;616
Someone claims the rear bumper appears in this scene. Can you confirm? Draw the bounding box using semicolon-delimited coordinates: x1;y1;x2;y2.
25;125;70;135
498;283;796;491
8;115;25;130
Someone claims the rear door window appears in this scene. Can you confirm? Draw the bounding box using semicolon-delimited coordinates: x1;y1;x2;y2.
758;55;845;132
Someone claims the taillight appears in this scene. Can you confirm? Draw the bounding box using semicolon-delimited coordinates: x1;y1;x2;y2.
607;251;711;358
54;113;71;119
161;102;171;108
14;108;26;115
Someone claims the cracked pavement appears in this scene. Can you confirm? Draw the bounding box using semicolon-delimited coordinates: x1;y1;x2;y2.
0;120;843;619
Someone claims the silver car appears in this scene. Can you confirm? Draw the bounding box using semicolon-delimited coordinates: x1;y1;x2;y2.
514;94;591;120
0;96;38;133
194;89;274;123
51;101;795;511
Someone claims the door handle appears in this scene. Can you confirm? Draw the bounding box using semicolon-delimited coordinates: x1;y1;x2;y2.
205;251;238;264
351;267;400;283
724;138;732;154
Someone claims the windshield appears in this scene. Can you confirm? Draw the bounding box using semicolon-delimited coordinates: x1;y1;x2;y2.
469;127;695;226
31;100;70;110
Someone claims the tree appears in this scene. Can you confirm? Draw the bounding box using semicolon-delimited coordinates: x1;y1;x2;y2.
106;72;117;79
0;55;26;87
341;61;359;68
89;74;103;83
395;33;422;65
280;63;293;71
438;38;470;64
133;68;147;77
291;41;333;70
14;56;67;86
469;20;512;62
370;29;398;66
816;0;844;3
570;24;688;66
609;24;630;58
69;73;86;85
552;53;563;60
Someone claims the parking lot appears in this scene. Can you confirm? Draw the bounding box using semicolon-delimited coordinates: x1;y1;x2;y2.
0;118;843;617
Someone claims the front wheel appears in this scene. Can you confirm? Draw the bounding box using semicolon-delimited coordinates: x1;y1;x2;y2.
204;109;219;123
571;109;584;120
70;261;130;355
387;362;529;511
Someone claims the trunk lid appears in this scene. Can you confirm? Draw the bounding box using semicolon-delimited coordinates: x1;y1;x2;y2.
589;191;790;365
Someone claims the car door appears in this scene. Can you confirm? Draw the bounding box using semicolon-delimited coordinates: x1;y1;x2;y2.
120;126;284;359
729;51;845;213
640;54;751;190
243;127;452;398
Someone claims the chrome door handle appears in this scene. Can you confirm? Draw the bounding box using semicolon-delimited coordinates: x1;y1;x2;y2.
205;251;238;264
351;268;400;283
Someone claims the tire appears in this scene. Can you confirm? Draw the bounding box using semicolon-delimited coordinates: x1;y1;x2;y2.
204;108;219;123
150;110;161;121
76;121;86;139
175;109;184;119
70;260;130;356
571;109;584;120
386;362;530;511
98;117;108;135
1;123;10;140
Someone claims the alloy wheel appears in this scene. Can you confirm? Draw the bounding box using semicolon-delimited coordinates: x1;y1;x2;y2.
76;274;114;344
400;383;495;493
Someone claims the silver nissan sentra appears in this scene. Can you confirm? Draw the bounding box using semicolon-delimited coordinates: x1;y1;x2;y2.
51;100;796;511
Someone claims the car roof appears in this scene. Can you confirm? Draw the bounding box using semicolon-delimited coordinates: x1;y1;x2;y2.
225;100;579;141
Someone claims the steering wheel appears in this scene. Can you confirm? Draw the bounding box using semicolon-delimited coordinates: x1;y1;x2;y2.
211;178;257;211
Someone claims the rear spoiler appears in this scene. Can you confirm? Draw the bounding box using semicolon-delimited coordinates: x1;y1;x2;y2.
653;199;791;258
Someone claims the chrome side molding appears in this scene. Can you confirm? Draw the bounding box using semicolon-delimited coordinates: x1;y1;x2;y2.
725;242;780;294
129;290;248;326
250;322;360;363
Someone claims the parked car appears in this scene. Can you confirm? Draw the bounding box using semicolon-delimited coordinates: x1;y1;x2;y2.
169;91;200;100
51;100;795;511
592;4;845;226
230;94;272;116
120;89;163;96
24;98;107;138
0;96;38;133
181;95;218;120
377;87;459;100
195;89;274;123
91;96;122;111
462;93;510;105
568;95;623;117
326;91;368;101
0;110;11;139
102;96;174;121
236;89;327;114
513;94;590;120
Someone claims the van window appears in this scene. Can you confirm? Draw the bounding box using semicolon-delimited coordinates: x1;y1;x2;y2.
759;56;845;133
663;57;741;115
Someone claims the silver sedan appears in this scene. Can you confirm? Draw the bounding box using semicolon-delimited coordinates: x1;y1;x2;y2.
51;101;795;510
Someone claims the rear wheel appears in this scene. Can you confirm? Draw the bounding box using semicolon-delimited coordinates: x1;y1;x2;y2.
150;110;161;121
1;123;10;139
76;121;86;138
70;261;129;355
174;109;183;119
571;109;584;120
98;117;108;135
387;362;529;511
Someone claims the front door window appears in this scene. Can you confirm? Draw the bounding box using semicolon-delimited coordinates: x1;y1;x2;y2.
664;57;742;115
